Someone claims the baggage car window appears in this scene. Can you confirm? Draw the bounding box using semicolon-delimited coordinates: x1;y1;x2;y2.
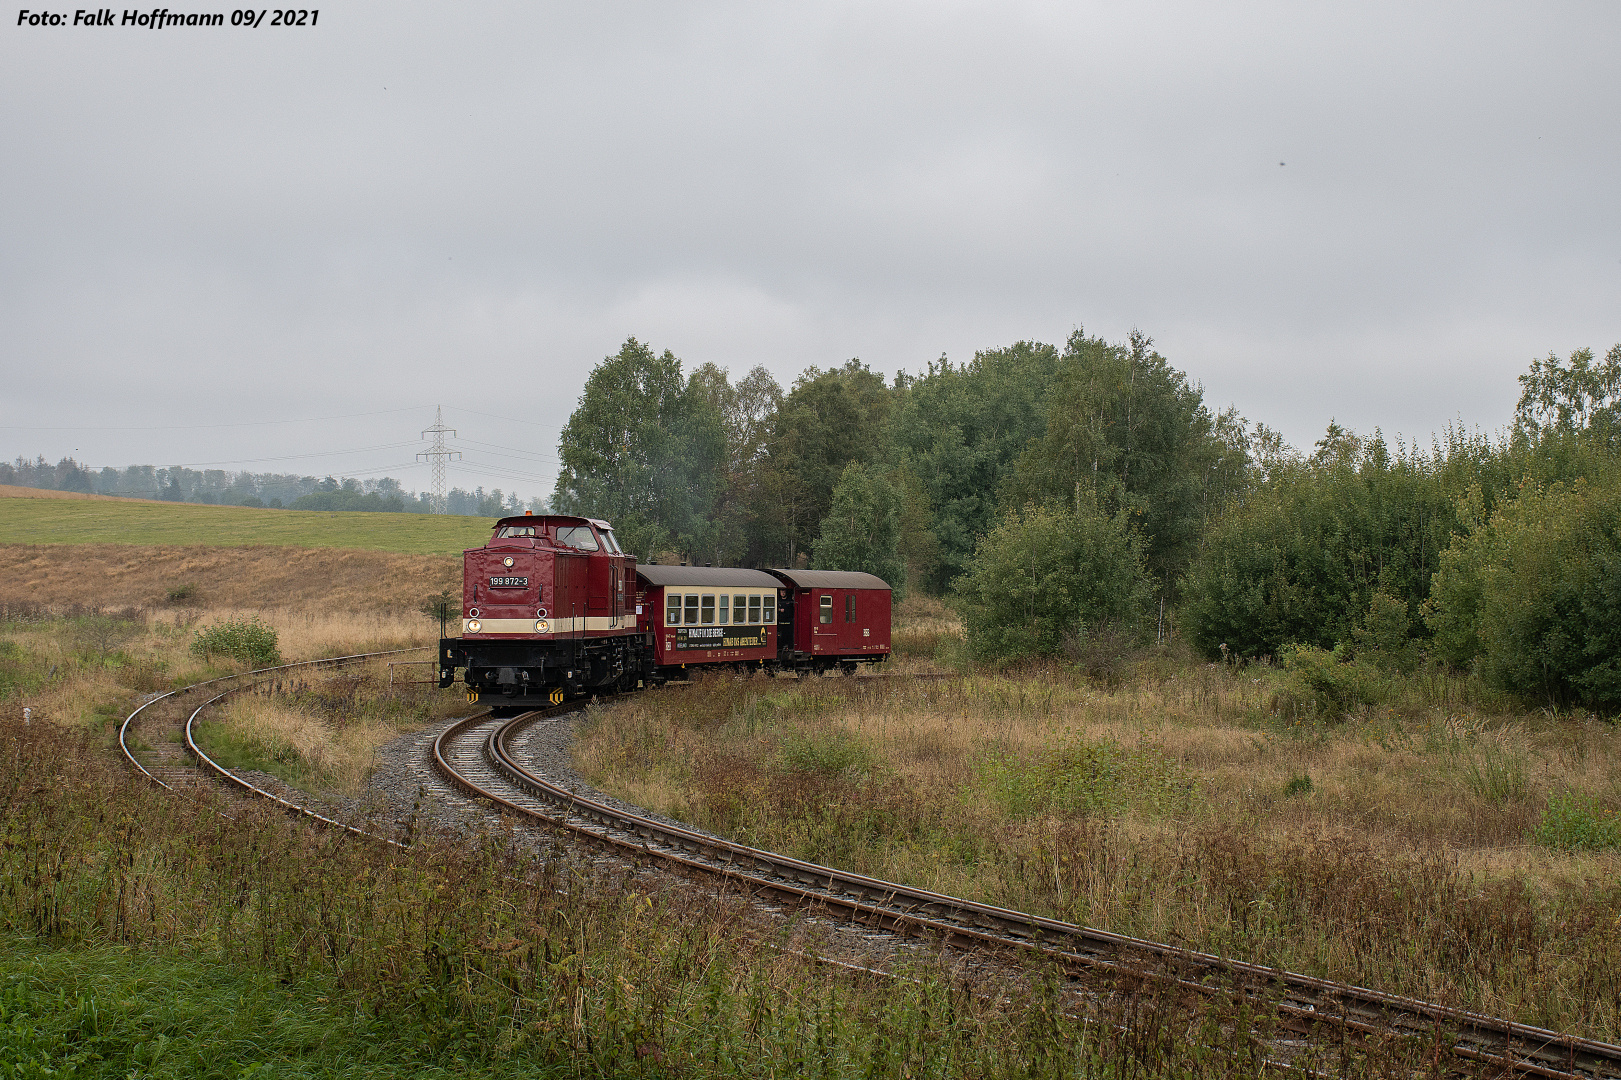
748;595;761;623
700;595;715;624
819;595;833;624
763;595;775;624
718;595;729;623
666;594;681;624
684;594;699;624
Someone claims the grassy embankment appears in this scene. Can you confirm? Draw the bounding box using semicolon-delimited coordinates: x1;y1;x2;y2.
574;596;1621;1044
2;624;1331;1078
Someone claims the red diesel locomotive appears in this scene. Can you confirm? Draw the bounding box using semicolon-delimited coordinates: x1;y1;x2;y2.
437;512;892;705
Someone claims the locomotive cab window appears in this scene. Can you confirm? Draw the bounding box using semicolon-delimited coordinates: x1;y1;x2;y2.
684;593;699;625
845;595;856;623
666;594;681;625
600;529;622;553
819;595;833;624
497;526;535;538
555;525;599;551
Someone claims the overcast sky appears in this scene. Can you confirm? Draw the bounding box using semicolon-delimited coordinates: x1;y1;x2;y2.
3;1;1618;502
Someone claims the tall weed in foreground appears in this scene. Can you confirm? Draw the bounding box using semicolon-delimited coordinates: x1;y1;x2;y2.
3;711;1376;1078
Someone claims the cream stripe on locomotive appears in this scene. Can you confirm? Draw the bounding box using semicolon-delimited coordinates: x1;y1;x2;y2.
461;616;636;635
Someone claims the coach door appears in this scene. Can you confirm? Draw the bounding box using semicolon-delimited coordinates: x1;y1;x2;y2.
811;591;839;653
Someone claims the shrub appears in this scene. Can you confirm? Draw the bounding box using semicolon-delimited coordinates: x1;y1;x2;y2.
952;503;1155;662
190;617;282;667
1271;644;1387;720
1426;475;1621;709
1533;790;1621;850
165;582;198;604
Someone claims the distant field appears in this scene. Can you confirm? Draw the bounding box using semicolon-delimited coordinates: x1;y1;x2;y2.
0;485;496;554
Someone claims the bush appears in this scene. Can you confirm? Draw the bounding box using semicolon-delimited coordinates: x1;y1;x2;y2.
1534;790;1621;850
1426;475;1621;709
190;617;282;667
952;503;1155;662
1271;644;1387;720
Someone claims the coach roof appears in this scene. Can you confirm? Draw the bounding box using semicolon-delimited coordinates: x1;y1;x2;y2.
768;569;893;591
635;565;782;589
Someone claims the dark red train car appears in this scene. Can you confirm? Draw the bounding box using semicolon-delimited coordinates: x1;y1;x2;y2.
441;513;640;703
439;511;897;701
770;569;891;673
634;565;783;675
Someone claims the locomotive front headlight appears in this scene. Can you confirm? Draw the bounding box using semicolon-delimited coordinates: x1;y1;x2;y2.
535;619;549;633
467;619;482;633
502;557;514;568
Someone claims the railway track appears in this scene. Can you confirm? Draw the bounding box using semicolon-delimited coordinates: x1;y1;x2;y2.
119;665;1621;1078
434;705;1621;1080
119;647;431;838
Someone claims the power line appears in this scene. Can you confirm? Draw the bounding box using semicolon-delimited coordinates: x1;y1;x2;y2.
417;406;460;514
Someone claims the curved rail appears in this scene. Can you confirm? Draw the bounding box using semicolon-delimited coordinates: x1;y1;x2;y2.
432;708;1621;1080
119;647;431;792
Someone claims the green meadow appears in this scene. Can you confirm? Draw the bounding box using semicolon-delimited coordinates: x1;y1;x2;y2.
0;494;496;554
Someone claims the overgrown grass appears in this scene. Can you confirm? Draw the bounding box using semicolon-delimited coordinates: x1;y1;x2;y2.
574;657;1621;1042
3;714;1386;1079
1;604;436;734
193;666;464;796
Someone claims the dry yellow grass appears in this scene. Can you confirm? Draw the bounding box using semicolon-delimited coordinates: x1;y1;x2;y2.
0;543;456;613
574;656;1621;1040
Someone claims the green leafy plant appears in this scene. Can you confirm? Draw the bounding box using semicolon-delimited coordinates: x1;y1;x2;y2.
1533;790;1621;850
1272;644;1387;719
190;617;282;667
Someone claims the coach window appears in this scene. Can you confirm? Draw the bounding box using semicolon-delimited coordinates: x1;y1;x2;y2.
763;594;776;624
845;595;856;623
700;595;716;624
717;595;729;624
748;595;761;623
734;595;747;623
819;595;833;624
684;593;700;625
666;594;681;625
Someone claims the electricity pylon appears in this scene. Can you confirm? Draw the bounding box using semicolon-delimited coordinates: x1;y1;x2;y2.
418;406;460;514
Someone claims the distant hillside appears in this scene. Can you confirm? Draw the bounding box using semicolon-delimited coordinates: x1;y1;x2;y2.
0;485;497;554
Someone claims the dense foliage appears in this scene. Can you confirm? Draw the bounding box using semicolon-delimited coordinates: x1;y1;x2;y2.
952;503;1155;661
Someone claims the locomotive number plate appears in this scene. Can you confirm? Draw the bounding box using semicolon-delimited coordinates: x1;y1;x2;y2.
488;576;529;588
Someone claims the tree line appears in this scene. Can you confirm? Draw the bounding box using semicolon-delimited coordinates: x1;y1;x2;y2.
0;460;538;517
555;335;1621;711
